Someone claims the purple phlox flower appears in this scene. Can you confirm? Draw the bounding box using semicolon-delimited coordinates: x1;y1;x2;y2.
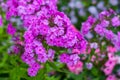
48;49;55;60
86;62;93;70
59;53;70;63
37;53;48;63
100;20;109;27
7;23;16;36
94;24;105;36
111;16;120;27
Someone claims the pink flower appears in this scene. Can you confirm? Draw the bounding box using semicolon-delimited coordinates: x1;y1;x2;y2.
103;67;113;75
115;55;120;64
105;59;116;68
91;55;96;62
95;48;100;53
72;49;80;54
103;56;117;75
70;25;79;33
107;46;117;53
108;53;115;59
106;74;117;80
67;61;83;74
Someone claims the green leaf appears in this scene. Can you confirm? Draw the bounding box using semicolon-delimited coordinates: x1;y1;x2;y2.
0;27;3;34
9;67;27;80
115;51;120;56
47;61;60;71
93;78;99;80
0;78;8;80
91;67;99;76
45;76;60;80
0;53;8;68
68;72;85;80
9;68;20;80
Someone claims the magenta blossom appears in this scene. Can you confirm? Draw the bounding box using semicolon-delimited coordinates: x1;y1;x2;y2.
7;23;16;36
0;15;2;26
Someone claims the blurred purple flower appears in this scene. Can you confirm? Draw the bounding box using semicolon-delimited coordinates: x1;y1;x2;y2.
7;23;16;36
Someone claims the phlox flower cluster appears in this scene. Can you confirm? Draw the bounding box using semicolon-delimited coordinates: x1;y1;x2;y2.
4;0;87;76
81;9;120;79
81;9;120;51
102;48;117;76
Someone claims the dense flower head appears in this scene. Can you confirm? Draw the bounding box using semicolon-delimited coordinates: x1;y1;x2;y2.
107;46;117;53
5;0;58;20
4;0;88;76
5;0;87;49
